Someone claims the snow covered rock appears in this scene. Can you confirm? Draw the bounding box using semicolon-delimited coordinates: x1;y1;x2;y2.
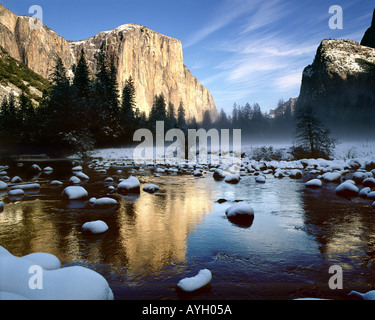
75;172;89;180
90;197;117;207
335;181;359;197
348;290;375;300
352;171;368;184
289;169;302;179
62;186;88;200
255;175;266;183
143;184;160;193
117;176;140;194
0;201;4;211
177;269;212;292
359;187;371;198
31;164;41;172
213;169;225;181
305;179;322;188
43;167;53;173
224;174;240;184
11;176;22;183
367;191;375;200
8;189;24;197
363;178;375;188
0;181;7;190
69;176;81;184
9;183;40;191
50;180;64;186
322;172;341;182
82;221;109;234
0;246;113;300
225;203;254;226
72;165;83;172
193;169;203;177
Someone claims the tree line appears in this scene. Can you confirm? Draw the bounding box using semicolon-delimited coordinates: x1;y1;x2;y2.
0;48;338;159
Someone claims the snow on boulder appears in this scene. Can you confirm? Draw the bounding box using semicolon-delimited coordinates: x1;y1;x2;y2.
69;176;81;184
143;184;160;193
224;174;240;184
72;165;83;172
62;186;88;200
335;181;359;198
363;178;375;188
75;172;90;180
193;169;203;177
9;183;40;191
322;172;341;183
82;221;109;234
11;176;22;183
0;201;4;212
50;180;64;186
289;169;302;179
305;179;322;188
31;164;41;172
213;168;225;181
352;171;368;184
359;187;371;198
367;191;375;200
177;269;212;292
0;246;114;300
43;167;53;173
8;189;24;197
0;181;7;190
225;202;254;227
255;175;266;183
91;197;117;207
117;176;140;194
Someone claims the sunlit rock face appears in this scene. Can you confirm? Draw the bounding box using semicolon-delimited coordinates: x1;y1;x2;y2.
0;4;217;122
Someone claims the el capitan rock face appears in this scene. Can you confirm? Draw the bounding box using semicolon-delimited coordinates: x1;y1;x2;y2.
0;4;217;122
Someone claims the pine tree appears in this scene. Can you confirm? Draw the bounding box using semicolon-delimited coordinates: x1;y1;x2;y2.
18;91;35;143
121;75;136;122
293;104;336;159
177;100;186;129
167;102;176;129
149;93;167;129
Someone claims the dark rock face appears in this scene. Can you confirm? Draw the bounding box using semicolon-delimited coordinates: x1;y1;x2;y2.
361;9;375;49
296;39;375;136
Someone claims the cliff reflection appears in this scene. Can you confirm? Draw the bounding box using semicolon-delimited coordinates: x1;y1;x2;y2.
116;176;215;274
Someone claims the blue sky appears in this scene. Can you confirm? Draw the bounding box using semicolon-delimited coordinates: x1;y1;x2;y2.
2;0;374;113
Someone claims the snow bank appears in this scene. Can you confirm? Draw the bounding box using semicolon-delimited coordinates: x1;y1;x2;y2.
117;176;140;194
62;186;88;200
82;221;109;234
0;246;114;300
177;269;212;292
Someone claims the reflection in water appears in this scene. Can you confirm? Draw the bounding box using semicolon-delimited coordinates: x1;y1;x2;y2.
116;176;215;274
1;159;375;299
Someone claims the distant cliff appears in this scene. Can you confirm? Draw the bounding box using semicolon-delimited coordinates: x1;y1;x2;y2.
0;4;217;122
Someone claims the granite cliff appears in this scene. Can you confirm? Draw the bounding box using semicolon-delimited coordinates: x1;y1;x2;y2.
0;4;217;121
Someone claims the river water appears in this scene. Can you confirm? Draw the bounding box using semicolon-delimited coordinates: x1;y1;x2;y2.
0;155;375;300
